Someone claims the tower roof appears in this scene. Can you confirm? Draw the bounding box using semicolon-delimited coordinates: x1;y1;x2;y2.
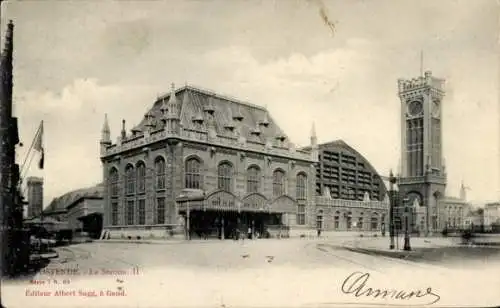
131;85;288;143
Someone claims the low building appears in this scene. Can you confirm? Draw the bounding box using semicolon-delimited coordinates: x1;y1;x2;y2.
314;190;389;234
438;197;470;230
484;202;500;232
44;184;104;237
437;183;472;230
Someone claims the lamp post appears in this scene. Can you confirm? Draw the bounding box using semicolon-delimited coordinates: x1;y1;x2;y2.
389;170;396;250
403;197;412;251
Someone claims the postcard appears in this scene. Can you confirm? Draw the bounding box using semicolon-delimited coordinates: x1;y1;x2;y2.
1;0;499;307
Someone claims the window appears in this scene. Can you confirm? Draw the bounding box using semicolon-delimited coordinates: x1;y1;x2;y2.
358;216;363;230
334;211;340;229
109;168;119;197
137;161;146;194
185;157;202;189
138;199;146;225
155;157;166;190
126;200;135;225
316;210;323;230
296;173;307;200
125;164;135;195
247;166;261;193
346;212;352;230
371;214;378;230
111;201;118;226
156;197;166;224
297;204;306;225
273;169;285;197
217;162;233;192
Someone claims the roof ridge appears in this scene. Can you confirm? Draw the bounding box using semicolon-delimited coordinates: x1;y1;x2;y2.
156;84;267;111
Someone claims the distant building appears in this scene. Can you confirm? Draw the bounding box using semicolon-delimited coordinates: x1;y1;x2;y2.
464;208;484;231
26;177;43;218
437;182;472;230
484;202;500;231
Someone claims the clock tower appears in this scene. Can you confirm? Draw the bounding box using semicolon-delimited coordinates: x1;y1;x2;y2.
397;71;447;235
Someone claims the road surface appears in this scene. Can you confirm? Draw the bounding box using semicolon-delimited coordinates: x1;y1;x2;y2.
4;237;500;308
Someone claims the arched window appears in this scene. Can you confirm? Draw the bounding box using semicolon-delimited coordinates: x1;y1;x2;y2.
346;211;352;230
136;161;146;194
185;157;202;189
155;156;166;190
371;213;378;230
125;164;135;195
358;212;364;230
273;169;285;197
316;209;324;230
296;172;307;200
217;162;233;191
247;165;261;193
109;167;119;197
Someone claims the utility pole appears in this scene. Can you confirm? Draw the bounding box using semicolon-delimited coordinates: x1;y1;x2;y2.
389;170;396;250
1;20;15;277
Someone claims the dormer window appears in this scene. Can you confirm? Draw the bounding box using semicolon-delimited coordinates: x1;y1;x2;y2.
275;135;286;142
203;105;215;115
232;110;243;121
259;119;269;127
250;127;261;137
225;123;235;132
131;128;141;136
192;114;204;124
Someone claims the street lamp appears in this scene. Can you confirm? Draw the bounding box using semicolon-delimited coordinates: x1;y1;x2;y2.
389;170;396;250
403;197;412;251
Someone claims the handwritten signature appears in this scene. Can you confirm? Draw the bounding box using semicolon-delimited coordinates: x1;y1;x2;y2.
341;272;441;306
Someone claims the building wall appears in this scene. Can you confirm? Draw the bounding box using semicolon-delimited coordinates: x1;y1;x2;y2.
438;199;470;230
484;203;500;230
315;142;387;202
66;198;104;231
102;141;316;236
315;196;389;232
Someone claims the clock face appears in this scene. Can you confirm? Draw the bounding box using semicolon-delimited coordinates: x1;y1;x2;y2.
408;101;423;116
432;100;440;117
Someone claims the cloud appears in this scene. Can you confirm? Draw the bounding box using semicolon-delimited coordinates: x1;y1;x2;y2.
16;79;155;205
4;0;499;205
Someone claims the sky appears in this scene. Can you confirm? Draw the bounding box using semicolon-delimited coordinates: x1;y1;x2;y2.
1;0;499;207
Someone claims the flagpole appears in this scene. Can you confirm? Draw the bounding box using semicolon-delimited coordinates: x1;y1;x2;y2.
19;123;41;178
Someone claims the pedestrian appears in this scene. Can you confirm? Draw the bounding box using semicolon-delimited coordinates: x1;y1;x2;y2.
247;227;252;239
317;228;321;238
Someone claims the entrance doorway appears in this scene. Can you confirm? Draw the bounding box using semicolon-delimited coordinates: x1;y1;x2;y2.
186;210;282;239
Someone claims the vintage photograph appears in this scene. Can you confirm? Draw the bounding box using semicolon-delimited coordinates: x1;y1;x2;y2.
1;0;499;307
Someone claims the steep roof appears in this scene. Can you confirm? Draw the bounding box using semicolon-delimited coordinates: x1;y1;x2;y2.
132;85;288;144
304;139;383;172
44;183;104;213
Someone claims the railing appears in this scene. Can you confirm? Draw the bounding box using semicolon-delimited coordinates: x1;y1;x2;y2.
104;126;314;162
316;196;389;209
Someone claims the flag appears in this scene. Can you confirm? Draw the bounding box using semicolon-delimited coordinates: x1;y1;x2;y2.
34;121;44;170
